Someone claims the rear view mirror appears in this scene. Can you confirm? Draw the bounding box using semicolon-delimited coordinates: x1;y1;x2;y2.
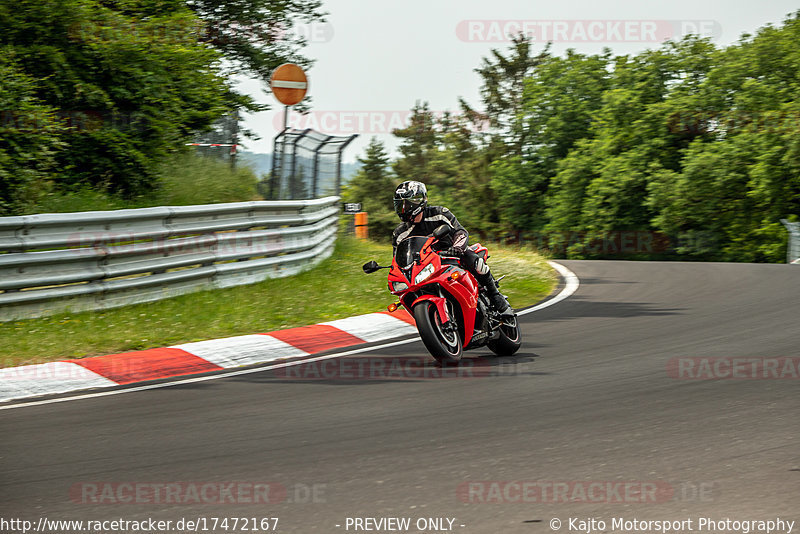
362;260;381;273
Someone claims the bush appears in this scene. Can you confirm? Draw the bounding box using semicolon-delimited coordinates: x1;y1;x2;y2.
155;153;260;205
25;152;260;214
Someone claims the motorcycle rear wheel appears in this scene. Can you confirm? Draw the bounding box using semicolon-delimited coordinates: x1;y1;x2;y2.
487;315;522;356
413;301;462;364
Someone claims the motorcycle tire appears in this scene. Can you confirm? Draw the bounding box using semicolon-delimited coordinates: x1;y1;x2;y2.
413;301;462;364
487;315;522;356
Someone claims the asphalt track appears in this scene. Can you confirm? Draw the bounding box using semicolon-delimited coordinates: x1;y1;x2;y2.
1;260;798;534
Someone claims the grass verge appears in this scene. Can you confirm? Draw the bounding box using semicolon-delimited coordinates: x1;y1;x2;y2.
0;236;557;368
30;152;261;214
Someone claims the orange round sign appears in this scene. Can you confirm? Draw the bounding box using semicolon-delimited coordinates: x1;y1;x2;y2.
270;63;308;106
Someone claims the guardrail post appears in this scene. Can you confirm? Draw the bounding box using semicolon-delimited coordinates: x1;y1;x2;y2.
780;219;800;264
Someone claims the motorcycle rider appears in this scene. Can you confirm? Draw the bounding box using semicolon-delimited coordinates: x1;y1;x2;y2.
391;180;514;317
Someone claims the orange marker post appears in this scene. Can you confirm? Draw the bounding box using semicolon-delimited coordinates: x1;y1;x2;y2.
354;212;368;240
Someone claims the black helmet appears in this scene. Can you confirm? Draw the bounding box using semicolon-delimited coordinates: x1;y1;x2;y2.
393;181;427;222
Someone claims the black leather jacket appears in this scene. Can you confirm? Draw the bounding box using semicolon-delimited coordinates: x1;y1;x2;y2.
391;205;468;253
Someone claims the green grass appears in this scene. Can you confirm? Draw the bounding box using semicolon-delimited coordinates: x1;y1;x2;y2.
154;153;262;205
0;236;557;368
31;152;261;214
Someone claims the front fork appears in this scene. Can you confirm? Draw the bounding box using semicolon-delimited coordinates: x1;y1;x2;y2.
410;291;459;338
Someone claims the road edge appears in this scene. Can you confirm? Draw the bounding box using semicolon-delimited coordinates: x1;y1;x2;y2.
0;261;579;409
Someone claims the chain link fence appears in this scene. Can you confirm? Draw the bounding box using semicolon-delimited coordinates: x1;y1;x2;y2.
186;111;239;165
268;128;357;200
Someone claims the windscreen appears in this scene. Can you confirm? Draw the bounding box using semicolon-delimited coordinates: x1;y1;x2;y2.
394;236;429;269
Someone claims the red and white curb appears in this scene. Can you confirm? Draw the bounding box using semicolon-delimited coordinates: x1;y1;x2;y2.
0;261;579;407
0;311;417;403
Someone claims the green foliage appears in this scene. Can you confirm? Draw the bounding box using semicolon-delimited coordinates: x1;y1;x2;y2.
0;53;65;215
31;152;259;213
488;48;611;234
490;156;547;231
342;137;397;242
1;1;233;198
462;35;550;154
424;112;503;237
392;102;439;185
521;48;611;171
0;0;323;213
189;0;325;85
156;152;260;204
545;139;600;232
644;16;800;262
387;14;800;262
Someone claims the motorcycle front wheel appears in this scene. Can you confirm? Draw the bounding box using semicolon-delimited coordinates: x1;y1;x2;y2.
413;301;462;364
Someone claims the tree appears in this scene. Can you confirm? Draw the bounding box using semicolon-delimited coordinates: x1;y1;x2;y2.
0;1;234;198
0;0;325;210
492;48;610;235
385;14;800;262
0;52;65;215
392;102;439;186
460;35;549;155
427;113;501;237
648;13;800;261
544;36;719;257
343;137;396;242
188;0;325;82
521;49;611;174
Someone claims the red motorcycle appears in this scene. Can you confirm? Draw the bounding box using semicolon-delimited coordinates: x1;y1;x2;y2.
363;225;521;364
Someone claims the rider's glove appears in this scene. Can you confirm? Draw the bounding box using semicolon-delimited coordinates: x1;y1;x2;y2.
451;229;468;254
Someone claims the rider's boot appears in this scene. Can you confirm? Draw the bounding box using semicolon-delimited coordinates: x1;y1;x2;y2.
478;272;513;317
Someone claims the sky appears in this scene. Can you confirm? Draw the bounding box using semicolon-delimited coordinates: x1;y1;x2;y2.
235;0;800;162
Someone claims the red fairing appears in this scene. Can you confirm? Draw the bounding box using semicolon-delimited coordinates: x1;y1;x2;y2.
377;232;522;363
411;295;450;323
388;235;481;343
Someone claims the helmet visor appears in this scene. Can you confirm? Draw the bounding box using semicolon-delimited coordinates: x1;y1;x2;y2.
394;196;424;219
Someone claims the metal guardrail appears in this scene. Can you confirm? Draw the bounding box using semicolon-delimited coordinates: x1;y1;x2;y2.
780;219;800;264
0;197;340;320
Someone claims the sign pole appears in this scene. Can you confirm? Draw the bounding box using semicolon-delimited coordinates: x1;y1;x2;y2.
230;109;238;171
269;63;308;200
280;105;289;198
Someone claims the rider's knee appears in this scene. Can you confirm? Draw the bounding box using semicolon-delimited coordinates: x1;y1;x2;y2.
474;256;489;275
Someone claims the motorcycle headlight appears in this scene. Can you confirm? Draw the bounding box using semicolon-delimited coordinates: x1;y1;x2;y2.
392;281;408;292
414;263;436;285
